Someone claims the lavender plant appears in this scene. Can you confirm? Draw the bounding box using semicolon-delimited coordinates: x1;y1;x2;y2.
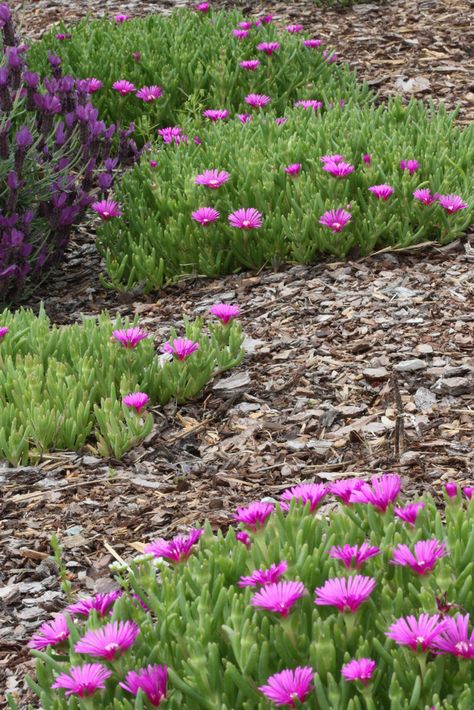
21;477;474;709
0;305;243;464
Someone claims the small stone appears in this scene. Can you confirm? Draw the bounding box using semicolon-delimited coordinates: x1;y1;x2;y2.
414;387;437;412
400;450;420;465
415;343;433;356
433;376;472;396
394;359;427;372
362;367;389;380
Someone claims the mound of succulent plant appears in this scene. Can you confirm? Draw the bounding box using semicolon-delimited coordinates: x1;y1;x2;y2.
0;304;243;464
21;476;474;708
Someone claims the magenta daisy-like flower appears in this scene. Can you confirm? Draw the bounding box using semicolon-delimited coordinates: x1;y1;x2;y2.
286;24;303;33
158;126;182;144
192;207;220;226
322;161;354;178
251;581;305;617
329;543;381;569
29;614;70;650
304;39;322;48
195;2;209;11
319;208;352;233
323;49;338;63
445;482;458;498
203;109;229;121
314;575;376;613
238;21;253;29
280;483;327;512
386;613;446;652
195;169;230;189
294;99;323;111
239;561;288;587
363;153;372;164
438;194;467;213
65;591;122;618
0;326;8;339
431;614;474;658
464;486;474;500
120;664;168;706
341;658;376;684
233;501;274;531
161;338;200;360
391;539;447;575
112;79;136;95
144;529;203;563
75;620;139;660
284;163;301;176
123;392;150;414
112;327;148;348
236;530;252;547
257;42;280;55
91;199;121;220
240;60;260;71
259;667;314;707
85;77;102;93
321;154;345;164
400;159;420;176
413;188;438;205
349;473;401;512
228;208;263;230
369;184;394;200
114;14;129;23
394;502;425;526
275;117;287;125
136;85;163;102
237;113;252;123
329;479;363;504
233;29;249;40
245;93;271;109
209;303;240;324
52;664;112;698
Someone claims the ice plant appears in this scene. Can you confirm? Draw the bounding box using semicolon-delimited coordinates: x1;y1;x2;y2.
120;664;168;706
51;664;112;697
65;591;122;618
391;539;447;575
464;486;474;500
251;581;305;617
203;109;229;121
112;79;136;95
194;169;230;189
413;188;437;205
195;2;209;11
275;117;287;125
114;14;130;23
162;338;200;360
238;561;288;587
400;159;420;176
91;199;122;220
238;21;253;29
240;60;260;71
85;77;103;92
144;529;204;562
329;543;381;569
237;113;252;123
363;153;372;164
280;483;327;512
322;161;355;178
209;303;240;324
233;501;274;531
245;93;271;108
341;658;376;684
284;163;301;176
286;24;303;33
321;154;345;164
349;473;401;512
112;327;148;348
192;207;220;226
257;42;280;55
431;614;474;658
445;482;458;498
75;620;139;660
136;85;163;102
0;326;8;339
29;614;70;650
319;208;352;233
258;667;314;707
304;39;322;48
438;194;468;212
228;208;263;230
329;479;363;504
123;392;150;414
314;575;376;613
294;99;323;111
394;502;425;526
232;29;249;40
386;614;446;652
369;184;394;200
236;530;251;547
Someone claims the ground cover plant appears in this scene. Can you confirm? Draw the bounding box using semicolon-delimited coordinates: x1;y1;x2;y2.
0;305;243;464
97;99;474;292
20;476;474;709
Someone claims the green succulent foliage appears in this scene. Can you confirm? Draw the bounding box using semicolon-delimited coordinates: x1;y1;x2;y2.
27;10;370;143
0;306;244;464
25;493;474;708
96;98;474;293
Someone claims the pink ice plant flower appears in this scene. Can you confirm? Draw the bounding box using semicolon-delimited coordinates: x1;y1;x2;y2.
158;126;183;144
284;163;301;176
413;188;438;205
275;117;287;125
280;483;327;512
314;575;376;613
329;479;363;504
29;614;70;650
400;159;420;176
431;614;474;658
321;154;345;164
391;539;447;575
464;486;474;499
369;184;394;200
286;24;303;33
192;207;220;225
323;49;338;63
238;21;253;29
195;2;210;11
304;39;322;48
65;590;122;618
114;14;129;22
112;327;148;348
233;29;249;40
240;60;260;71
123;392;150;414
203;109;229;121
438;194;468;212
112;79;136;95
136;85;163;102
394;502;425;526
245;93;271;108
85;77;102;93
51;664;112;698
195;169;230;189
144;528;204;562
341;658;376;684
386;613;446;652
319;208;352;233
233;501;274;531
239;561;288;587
251;581;305;617
259;667;314;708
120;664;168;706
91;199;121;220
161;338;200;360
0;326;8;339
294;99;323;111
363;153;372;164
329;543;381;569
445;482;458;498
209;303;240;324
349;473;401;512
257;42;280;55
237;113;252;123
229;208;263;230
322;161;355;178
236;530;252;547
75;620;139;660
